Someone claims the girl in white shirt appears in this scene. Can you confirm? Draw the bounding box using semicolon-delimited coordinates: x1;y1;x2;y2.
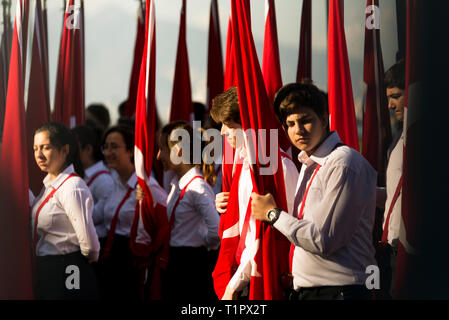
96;125;166;300
32;122;100;300
157;121;220;301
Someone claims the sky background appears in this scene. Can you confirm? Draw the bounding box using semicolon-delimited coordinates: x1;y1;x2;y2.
5;0;399;132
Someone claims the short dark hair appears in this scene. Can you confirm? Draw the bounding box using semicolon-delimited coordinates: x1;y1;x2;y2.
35;122;84;177
87;103;111;129
210;86;241;125
273;82;328;128
71;125;103;162
384;59;405;90
193;102;206;122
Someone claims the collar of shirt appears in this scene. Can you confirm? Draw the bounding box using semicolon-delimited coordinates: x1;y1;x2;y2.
43;164;76;189
110;168;138;189
172;166;203;191
297;131;342;167
84;160;107;178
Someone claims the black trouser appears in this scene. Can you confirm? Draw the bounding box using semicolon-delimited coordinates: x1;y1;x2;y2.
164;246;218;301
96;235;141;300
289;285;372;300
34;251;99;300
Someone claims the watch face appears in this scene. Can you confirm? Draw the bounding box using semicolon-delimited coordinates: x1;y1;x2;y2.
268;210;276;221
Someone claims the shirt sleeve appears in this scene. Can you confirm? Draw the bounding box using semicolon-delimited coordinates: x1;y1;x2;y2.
91;174;115;204
62;183;100;261
227;242;253;292
273;164;375;257
191;183;220;249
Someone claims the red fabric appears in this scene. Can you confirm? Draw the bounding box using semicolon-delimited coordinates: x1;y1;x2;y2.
53;0;84;127
230;0;290;300
394;0;421;299
296;0;311;82
26;0;50;196
206;0;224;110
262;0;291;153
328;0;359;150
361;0;392;185
168;175;203;227
0;0;33;299
125;2;145;118
169;0;193;123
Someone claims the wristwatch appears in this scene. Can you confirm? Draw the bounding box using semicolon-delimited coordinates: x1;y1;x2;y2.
266;208;282;225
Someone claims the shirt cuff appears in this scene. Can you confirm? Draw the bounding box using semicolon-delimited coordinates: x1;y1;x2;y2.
273;211;294;234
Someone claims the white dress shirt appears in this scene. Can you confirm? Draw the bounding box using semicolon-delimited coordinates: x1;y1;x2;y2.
228;147;299;292
382;132;404;248
31;164;100;261
167;167;220;249
273;132;377;290
84;161;114;237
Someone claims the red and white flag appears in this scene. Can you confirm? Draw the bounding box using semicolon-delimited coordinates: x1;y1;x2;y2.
214;0;290;300
0;0;33;299
328;0;359;150
0;0;13;136
361;0;391;185
53;0;84;127
394;0;421;299
169;0;193;123
206;0;224;110
130;0;169;300
125;1;145;118
25;0;51;196
296;0;311;82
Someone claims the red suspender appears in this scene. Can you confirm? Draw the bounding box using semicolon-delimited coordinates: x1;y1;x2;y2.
33;173;79;254
102;186;134;259
280;151;292;161
86;170;110;187
169;175;203;228
381;175;404;243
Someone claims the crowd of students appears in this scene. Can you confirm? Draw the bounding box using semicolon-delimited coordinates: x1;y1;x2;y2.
28;59;405;301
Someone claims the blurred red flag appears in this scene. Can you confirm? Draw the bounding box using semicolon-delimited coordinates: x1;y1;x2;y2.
169;0;193;123
328;0;359;150
262;0;291;153
0;0;33;299
26;0;51;196
206;0;224;110
296;0;311;82
125;1;145;118
53;0;84;127
394;0;422;299
361;0;392;185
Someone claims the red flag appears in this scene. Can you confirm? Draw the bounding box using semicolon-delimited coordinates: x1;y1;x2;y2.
130;0;169;300
328;0;359;150
394;0;422;299
215;0;290;300
0;0;13;137
125;1;145;118
70;0;85;127
206;0;224;110
296;0;311;82
361;0;392;185
53;0;73;126
0;0;33;299
53;0;84;127
262;0;291;153
169;0;193;123
26;0;51;196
